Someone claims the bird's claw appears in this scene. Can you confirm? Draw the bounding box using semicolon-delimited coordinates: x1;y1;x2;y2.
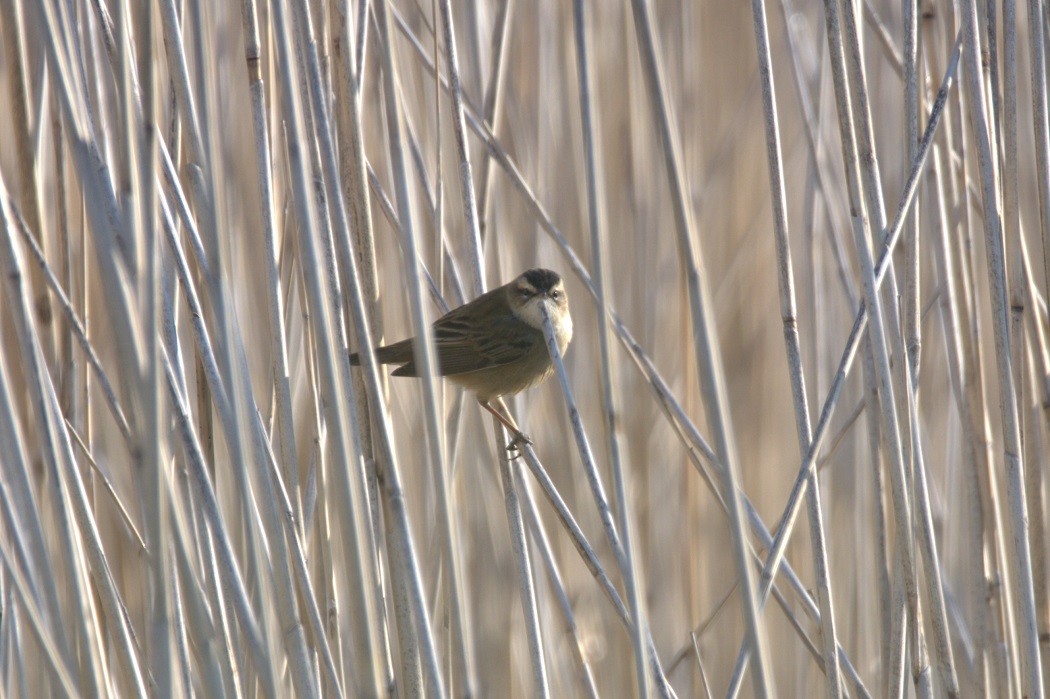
506;431;533;455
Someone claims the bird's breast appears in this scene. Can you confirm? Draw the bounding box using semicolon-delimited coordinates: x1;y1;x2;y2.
515;299;573;356
553;310;573;355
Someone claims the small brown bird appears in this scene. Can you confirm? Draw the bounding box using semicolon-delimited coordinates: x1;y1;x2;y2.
350;268;572;446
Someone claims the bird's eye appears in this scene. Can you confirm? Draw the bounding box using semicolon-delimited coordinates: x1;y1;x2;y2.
550;290;561;300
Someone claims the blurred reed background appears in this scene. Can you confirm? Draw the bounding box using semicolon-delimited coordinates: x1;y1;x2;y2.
0;0;1048;696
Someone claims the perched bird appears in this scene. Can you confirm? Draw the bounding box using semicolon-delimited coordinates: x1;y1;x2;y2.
350;268;572;446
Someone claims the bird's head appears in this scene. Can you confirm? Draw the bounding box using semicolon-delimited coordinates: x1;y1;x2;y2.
509;268;571;336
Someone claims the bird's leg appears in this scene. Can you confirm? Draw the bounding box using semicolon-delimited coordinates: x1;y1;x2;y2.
480;398;533;452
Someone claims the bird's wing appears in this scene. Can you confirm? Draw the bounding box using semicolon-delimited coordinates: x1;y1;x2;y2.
435;314;543;375
373;288;495;371
386;313;542;377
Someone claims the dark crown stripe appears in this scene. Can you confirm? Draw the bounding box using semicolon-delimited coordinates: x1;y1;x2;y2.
522;268;560;292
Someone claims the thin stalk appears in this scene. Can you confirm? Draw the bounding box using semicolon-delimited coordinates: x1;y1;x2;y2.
930;142;989;696
1025;0;1050;297
1;0;50;355
369;0;453;693
748;0;841;694
266;0;388;690
904;0;921;382
623;323;871;697
520;481;601;698
1;188;142;697
571;2;651;695
1020;234;1050;647
13;209;132;441
537;307;675;697
160;347;277;698
829;1;961;690
0;512;80;697
729;34;962;691
473;0;512;245
493;420;550;698
240;0;301;526
960;1;1045;694
436;0;484;295
0;363;76;697
518;446;630;625
628;2;773;694
126;0;173;689
329;1;394;689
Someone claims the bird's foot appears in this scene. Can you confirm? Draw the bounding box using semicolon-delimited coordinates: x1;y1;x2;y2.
506;430;533;456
